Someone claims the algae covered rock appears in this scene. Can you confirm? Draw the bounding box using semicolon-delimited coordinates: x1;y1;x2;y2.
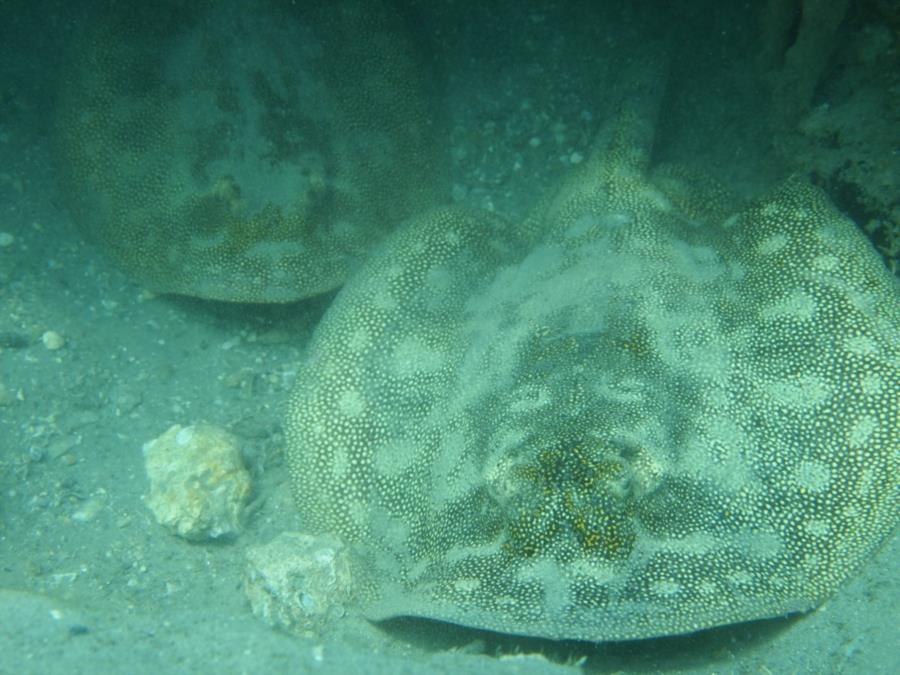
55;0;445;302
143;423;251;541
243;532;352;637
284;114;899;639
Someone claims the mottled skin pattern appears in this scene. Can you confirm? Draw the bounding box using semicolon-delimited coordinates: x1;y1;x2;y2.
285;126;898;640
55;0;444;303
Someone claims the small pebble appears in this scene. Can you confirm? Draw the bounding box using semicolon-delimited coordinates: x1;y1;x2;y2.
72;497;105;522
42;331;65;350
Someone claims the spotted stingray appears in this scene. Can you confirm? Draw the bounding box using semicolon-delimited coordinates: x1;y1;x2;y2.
285;112;899;640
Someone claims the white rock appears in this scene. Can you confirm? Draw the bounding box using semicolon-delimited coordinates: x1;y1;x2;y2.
41;331;65;350
142;423;251;541
243;532;352;636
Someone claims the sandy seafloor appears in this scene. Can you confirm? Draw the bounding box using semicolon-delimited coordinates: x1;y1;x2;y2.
1;3;899;674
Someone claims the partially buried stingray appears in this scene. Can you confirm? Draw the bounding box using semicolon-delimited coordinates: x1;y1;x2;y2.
55;0;445;303
285;121;899;641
